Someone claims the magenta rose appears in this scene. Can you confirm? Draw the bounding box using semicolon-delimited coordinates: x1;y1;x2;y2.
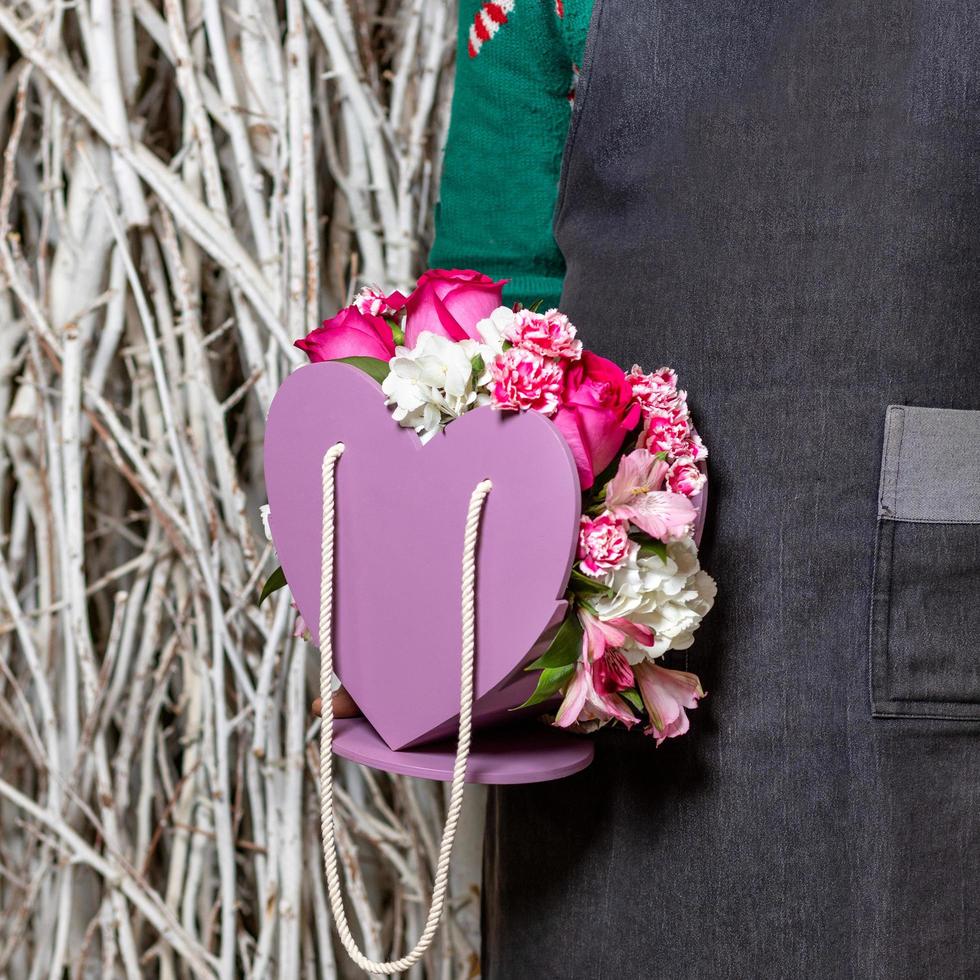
553;352;643;489
295;305;396;362
403;268;507;346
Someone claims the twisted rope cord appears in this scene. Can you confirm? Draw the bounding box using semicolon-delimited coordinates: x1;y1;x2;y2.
317;442;492;975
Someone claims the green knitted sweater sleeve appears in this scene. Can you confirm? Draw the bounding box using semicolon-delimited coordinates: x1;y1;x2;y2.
429;0;594;309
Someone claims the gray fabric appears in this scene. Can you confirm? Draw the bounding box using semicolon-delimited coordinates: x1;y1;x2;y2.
872;406;980;719
483;1;980;977
879;406;980;523
871;519;980;719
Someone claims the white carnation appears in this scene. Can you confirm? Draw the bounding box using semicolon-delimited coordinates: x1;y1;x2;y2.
381;331;496;443
591;537;716;661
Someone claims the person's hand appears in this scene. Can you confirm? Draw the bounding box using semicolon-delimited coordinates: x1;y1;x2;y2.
311;686;360;719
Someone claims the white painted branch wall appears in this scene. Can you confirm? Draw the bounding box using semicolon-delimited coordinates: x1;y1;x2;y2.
0;3;489;976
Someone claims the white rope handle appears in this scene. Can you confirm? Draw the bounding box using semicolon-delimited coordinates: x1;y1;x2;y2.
317;442;492;975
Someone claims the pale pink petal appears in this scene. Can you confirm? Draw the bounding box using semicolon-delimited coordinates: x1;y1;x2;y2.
617;490;696;541
634;662;704;745
554;665;590;728
580;609;628;661
605;617;655;648
604;449;669;510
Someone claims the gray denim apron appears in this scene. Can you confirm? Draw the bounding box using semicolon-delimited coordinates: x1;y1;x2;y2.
482;1;980;977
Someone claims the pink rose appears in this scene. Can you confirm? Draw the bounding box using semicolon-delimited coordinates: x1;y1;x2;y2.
553;352;643;490
352;284;406;318
634;661;705;746
504;308;583;360
403;268;506;346
490;348;564;415
592;650;635;696
295;305;395;362
577;514;630;577
604;449;696;541
667;457;706;496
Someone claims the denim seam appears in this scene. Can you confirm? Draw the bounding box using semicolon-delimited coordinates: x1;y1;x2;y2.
554;0;606;232
883;515;980;526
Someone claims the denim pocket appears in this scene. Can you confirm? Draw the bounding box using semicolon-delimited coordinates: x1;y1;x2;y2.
870;405;980;719
554;0;606;232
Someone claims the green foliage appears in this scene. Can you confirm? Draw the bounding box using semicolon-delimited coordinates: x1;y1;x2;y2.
334;356;389;383
517;664;577;709
526;611;584;670
567;568;615;597
258;566;287;606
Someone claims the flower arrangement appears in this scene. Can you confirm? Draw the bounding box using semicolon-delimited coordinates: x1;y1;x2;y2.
273;269;716;745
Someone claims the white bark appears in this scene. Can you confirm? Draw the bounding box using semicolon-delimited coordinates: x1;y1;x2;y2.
0;3;489;977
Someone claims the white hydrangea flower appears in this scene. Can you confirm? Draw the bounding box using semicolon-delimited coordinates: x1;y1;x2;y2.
381;331;496;443
591;537;716;661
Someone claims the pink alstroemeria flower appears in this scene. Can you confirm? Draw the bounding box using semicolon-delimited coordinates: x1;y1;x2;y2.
555;661;638;730
634;661;705;746
592;649;635;696
580;609;655;661
604;449;697;541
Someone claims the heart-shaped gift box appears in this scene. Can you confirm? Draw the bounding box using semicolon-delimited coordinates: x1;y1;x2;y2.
264;361;584;755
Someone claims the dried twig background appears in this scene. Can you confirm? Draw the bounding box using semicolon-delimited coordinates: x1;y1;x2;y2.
0;2;487;977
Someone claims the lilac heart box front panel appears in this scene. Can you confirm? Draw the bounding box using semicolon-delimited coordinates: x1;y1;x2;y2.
264;362;581;750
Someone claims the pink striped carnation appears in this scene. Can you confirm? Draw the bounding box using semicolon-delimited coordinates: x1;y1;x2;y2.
628;365;687;418
577;514;630;577
642;411;695;458
504;308;583;361
667;458;706;496
353;285;403;318
490;347;564;415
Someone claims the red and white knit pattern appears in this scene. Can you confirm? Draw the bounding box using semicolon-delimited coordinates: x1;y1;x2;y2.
468;0;516;58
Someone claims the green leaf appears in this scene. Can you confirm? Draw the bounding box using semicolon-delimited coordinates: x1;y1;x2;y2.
527;299;544;313
638;539;668;563
334;356;389;383
470;353;485;382
631;530;668;562
389;321;405;346
525;611;584;670
567;568;615;597
515;664;576;710
621;688;643;713
259;566;287;606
